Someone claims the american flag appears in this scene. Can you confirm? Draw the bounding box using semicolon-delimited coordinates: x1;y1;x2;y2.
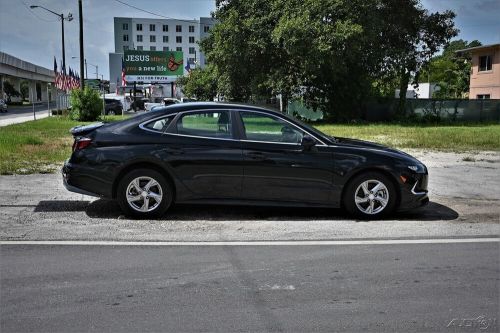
53;58;80;91
121;57;126;87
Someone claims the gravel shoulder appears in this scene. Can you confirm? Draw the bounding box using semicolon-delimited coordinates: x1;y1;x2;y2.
0;150;498;242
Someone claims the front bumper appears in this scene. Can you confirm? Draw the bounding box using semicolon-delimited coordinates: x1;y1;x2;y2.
397;173;429;211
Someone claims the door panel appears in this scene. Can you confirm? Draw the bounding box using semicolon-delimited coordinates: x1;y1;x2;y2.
238;112;334;204
241;142;333;203
160;110;243;199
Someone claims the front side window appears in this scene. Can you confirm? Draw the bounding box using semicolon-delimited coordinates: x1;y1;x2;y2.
176;111;232;139
176;25;182;32
137;35;143;42
176;47;182;52
149;24;155;31
477;94;491;99
150;46;156;51
163;35;169;43
123;23;128;30
189;25;195;33
136;46;143;50
143;115;174;133
123;34;128;41
189;47;195;54
176;36;182;43
162;24;168;32
189;36;195;43
204;26;210;33
150;35;156;43
136;23;142;31
479;55;492;71
240;112;304;144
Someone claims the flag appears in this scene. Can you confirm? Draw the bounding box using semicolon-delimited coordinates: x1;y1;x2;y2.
184;60;191;74
121;57;126;87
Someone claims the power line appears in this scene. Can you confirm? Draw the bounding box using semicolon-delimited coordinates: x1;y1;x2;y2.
113;0;210;24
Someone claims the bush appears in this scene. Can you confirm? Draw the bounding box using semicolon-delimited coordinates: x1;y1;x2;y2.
69;88;103;121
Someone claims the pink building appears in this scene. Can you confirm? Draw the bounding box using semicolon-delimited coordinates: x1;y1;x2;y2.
458;44;500;99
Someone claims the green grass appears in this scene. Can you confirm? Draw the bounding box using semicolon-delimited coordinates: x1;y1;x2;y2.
0;115;125;175
0;116;498;175
315;123;500;151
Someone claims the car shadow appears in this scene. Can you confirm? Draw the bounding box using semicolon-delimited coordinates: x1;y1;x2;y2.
33;200;459;222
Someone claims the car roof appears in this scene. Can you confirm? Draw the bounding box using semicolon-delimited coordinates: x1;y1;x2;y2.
152;102;280;115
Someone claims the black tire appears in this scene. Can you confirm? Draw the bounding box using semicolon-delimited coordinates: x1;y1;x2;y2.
117;168;173;218
343;172;397;219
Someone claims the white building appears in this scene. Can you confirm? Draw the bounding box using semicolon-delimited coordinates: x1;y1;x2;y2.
109;16;215;92
395;83;440;99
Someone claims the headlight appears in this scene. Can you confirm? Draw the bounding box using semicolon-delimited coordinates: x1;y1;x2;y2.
407;164;426;173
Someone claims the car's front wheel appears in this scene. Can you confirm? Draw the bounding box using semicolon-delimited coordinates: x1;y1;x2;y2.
343;172;397;219
117;169;172;218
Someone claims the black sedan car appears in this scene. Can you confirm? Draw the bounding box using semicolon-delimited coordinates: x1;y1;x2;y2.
63;102;428;219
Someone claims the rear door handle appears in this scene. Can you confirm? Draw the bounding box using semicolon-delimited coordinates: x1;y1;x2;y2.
246;151;266;160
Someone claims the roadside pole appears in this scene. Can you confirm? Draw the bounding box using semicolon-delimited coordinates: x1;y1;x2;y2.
47;84;50;117
31;87;36;120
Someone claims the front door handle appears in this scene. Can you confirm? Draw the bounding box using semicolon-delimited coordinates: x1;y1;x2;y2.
166;147;184;155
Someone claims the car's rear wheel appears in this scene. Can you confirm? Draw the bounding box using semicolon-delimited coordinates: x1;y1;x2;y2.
117;169;172;218
343;172;397;219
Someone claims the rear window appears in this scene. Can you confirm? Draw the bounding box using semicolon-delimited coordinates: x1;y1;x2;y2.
142;115;174;133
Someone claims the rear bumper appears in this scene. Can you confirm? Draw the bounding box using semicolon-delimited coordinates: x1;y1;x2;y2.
62;160;111;198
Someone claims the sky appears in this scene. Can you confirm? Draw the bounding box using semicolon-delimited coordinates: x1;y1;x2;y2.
0;0;499;80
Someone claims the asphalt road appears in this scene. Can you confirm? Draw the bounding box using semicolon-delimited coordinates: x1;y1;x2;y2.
0;102;56;119
1;242;498;332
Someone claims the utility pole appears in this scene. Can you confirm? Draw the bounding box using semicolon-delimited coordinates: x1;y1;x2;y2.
78;0;85;89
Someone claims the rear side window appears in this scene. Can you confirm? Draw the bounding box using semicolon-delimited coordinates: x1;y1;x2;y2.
142;115;174;133
176;111;232;139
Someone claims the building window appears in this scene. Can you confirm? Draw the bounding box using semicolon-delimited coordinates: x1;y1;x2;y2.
189;36;195;43
189;25;195;33
477;94;491;99
163;46;169;51
189;47;195;54
149;24;155;31
204;25;210;33
123;45;129;51
163;35;169;43
137;35;143;42
123;34;129;42
189;57;195;64
176;25;182;32
150;35;156;43
123;23;128;30
479;55;492;72
162;24;168;32
136;24;142;31
176;36;182;43
137;46;143;50
150;46;156;51
176;47;182;52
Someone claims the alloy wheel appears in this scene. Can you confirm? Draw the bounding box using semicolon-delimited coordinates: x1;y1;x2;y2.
125;176;163;212
354;179;389;215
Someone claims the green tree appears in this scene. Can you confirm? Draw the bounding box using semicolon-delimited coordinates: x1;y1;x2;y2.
20;81;29;100
419;39;481;98
203;0;457;120
2;81;20;102
69;87;103;121
176;65;218;101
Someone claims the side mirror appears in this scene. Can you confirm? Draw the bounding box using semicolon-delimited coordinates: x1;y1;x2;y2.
301;135;316;151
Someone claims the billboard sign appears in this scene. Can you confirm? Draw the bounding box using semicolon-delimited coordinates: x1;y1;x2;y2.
124;50;184;83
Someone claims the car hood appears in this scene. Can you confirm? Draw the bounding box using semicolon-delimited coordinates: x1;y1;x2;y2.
333;137;415;160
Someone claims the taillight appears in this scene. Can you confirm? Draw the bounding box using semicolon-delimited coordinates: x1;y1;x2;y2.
72;137;92;152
